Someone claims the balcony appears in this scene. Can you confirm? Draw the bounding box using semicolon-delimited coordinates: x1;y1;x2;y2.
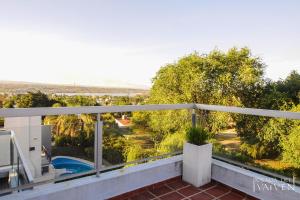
0;104;299;200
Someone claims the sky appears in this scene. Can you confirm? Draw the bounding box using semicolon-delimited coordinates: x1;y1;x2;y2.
0;0;299;89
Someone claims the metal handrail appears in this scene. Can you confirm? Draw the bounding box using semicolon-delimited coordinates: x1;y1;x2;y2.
0;103;299;119
196;104;300;120
0;104;195;117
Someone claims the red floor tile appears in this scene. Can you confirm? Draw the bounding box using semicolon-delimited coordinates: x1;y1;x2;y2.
205;185;230;198
160;191;185;200
165;176;181;183
131;191;155;200
199;182;217;190
219;191;245;200
166;180;189;190
190;192;214;200
108;177;257;200
178;185;201;197
245;195;260;200
109;195;130;200
149;185;172;196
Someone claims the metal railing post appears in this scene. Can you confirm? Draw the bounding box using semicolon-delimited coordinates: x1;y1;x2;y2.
192;109;196;128
10;136;14;167
17;156;20;187
95;113;103;177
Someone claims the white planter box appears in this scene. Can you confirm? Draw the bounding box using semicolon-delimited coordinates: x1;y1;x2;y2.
183;142;212;187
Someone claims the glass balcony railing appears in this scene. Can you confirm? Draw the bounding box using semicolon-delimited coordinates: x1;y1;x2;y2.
0;103;299;195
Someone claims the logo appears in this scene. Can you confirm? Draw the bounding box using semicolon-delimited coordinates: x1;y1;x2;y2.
253;177;295;192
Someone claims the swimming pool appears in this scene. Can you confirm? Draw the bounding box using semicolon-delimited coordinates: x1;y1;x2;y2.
51;157;94;175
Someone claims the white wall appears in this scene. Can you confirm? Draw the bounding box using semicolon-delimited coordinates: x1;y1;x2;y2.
212;159;300;200
0;155;182;200
4;117;42;178
0;131;11;166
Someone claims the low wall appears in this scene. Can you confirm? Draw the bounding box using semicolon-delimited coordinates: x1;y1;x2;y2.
1;155;182;200
212;159;300;200
2;156;300;200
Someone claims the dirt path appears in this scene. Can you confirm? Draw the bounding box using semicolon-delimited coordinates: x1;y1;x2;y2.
215;129;240;151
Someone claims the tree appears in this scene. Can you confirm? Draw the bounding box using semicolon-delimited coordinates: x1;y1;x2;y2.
276;70;300;105
149;47;265;145
3;91;56;108
282;125;300;168
236;72;300;159
132;111;150;127
0;95;4;108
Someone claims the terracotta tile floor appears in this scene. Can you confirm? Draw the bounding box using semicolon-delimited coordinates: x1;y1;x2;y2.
108;177;259;200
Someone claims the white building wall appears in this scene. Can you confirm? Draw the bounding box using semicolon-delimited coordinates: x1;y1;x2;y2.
4;117;42;178
0;132;11;166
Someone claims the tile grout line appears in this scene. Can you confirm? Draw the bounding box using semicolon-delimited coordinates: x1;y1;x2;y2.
164;183;187;199
185;184;219;200
211;187;232;200
147;182;179;199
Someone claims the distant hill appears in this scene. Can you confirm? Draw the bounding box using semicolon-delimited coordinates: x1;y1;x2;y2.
0;81;149;95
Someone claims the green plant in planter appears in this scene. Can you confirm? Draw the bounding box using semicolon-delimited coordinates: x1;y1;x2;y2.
186;127;209;146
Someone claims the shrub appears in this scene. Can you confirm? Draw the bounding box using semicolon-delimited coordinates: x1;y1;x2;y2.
84;147;94;160
125;145;154;163
54;135;70;146
186;127;209;146
157;131;186;154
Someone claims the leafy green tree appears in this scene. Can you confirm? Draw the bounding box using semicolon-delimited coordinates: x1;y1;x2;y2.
3;91;56;108
0;95;4;108
149;47;265;146
276;70;300;105
103;132;127;164
132;111;150;127
236;71;299;159
282;125;300;168
16;91;53;108
64;95;99;107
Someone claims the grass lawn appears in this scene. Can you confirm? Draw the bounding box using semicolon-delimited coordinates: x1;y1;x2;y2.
215;128;240;151
214;128;299;178
122;125;154;149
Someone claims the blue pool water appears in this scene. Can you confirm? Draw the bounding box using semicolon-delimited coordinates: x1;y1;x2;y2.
51;157;94;175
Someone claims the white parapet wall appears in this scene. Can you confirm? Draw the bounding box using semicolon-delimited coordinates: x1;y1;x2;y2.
212;159;300;200
1;156;300;200
1;155;182;200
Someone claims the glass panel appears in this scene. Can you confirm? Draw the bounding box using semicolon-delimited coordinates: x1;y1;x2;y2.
0;115;96;194
202;110;300;184
101;109;190;169
44;114;95;179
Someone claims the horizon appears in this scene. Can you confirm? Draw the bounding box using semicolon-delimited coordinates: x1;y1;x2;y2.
0;79;150;90
0;1;299;87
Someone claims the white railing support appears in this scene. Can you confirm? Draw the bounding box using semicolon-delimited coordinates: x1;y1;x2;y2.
196;104;300;120
192;109;196;128
0;104;195;118
95;114;103;177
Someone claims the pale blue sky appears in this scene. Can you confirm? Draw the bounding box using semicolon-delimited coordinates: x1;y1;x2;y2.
0;0;299;88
